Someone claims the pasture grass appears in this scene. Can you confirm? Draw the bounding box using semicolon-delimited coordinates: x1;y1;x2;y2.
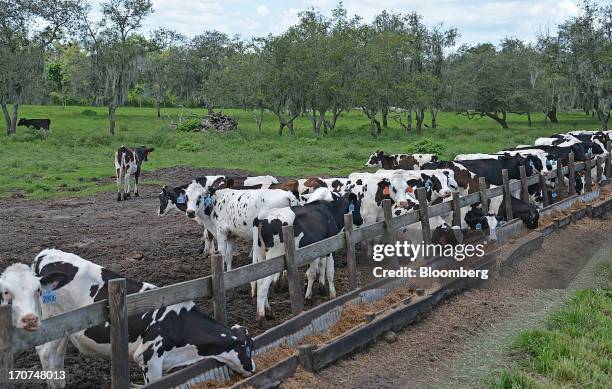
488;288;612;388
0;105;602;199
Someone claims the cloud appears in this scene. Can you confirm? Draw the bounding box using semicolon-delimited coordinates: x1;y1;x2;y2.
256;5;270;16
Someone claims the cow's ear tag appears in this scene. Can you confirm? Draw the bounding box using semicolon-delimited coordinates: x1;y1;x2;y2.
177;193;186;204
348;203;355;214
475;223;482;230
406;186;414;194
383;186;390;196
424;179;432;189
203;193;213;207
42;286;58;305
528;160;535;168
588;147;593;157
551;191;557;198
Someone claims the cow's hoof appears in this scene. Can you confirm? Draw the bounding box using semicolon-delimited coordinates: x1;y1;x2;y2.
135;192;139;197
123;193;130;200
265;307;275;319
117;194;122;201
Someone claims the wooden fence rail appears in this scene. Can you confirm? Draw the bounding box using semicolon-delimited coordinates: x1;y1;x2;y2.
0;156;601;389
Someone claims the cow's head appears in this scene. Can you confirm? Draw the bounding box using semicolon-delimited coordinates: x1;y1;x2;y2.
525;154;543;174
421;171;458;201
0;264;42;332
464;207;501;241
158;185;187;216
228;325;256;376
432;224;464;245
515;202;539;229
346;192;364;226
544;154;557;174
366;150;384;167
17;118;27;126
185;180;215;218
135;146;155;162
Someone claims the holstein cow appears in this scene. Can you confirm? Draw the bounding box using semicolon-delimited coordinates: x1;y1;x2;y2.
0;263;42;332
446;155;534;186
253;193;363;320
115;145;154;201
366;150;438;170
158;175;280;256
18;118;51;131
375;169;459;204
30;249;255;387
184;183;298;271
297;177;350;195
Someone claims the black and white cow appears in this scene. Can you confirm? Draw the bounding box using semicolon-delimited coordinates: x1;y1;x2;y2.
184;182;298;271
366;150;438;170
296;177;350;195
115;145;154;201
31;249;255;387
495;195;539;228
444;155;534;186
253;193;363;319
0;263;42;332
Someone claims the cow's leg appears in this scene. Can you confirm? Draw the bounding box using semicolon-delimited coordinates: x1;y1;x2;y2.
36;337;68;389
123;169;131;200
216;231;230;270
305;258;320;300
116;168;123;201
326;253;336;298
134;167;141;197
224;238;235;271
256;275;275;321
137;347;164;385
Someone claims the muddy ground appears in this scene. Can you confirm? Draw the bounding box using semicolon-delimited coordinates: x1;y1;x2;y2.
0;167;384;388
283;215;612;389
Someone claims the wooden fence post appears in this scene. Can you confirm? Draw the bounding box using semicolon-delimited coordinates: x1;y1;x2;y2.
451;192;461;227
382;199;399;268
538;173;549;208
606;141;612;180
478;177;489;213
556;160;565;200
502;169;513;220
519;165;529;203
298;345;316;372
585;157;592;193
0;305;14;389
344;213;357;291
568;152;576;196
282;225;304;315
596;156;603;184
211;253;228;325
416;188;431;245
109;279;130;389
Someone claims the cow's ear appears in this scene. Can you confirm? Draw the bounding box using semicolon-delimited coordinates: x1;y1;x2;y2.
348;192;358;203
147;148;155;153
39;272;69;291
226;178;235;188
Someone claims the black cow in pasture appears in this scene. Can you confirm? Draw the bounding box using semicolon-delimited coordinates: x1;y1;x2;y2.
31;249;255;387
18;118;51;131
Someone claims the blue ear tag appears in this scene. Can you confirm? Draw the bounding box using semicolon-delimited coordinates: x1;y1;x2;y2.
42;287;57;305
588;147;593;157
551;191;557;198
348;203;355;214
424;179;432;190
529;160;535;168
177;193;186;204
475;223;482;230
203;194;213;207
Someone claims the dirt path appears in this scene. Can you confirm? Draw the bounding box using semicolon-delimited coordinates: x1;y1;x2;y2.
283;216;612;389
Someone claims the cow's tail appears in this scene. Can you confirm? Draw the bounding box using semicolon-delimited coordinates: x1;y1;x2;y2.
251;218;263;298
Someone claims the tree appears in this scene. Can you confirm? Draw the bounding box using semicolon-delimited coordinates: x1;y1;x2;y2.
0;0;83;135
79;0;154;135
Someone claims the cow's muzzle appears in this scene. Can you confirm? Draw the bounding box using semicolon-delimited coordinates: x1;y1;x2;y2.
398;201;409;208
186;210;196;219
20;314;39;332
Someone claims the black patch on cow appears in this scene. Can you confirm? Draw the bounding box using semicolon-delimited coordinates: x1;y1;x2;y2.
37;261;79;291
89;285;99;298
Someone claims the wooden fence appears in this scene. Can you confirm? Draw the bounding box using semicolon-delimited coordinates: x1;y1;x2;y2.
1;144;611;389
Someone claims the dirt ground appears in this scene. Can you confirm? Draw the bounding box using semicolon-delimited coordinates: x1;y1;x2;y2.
283;215;612;389
0;167;384;388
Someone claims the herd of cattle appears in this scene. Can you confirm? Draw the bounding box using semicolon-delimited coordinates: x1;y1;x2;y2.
1;129;610;387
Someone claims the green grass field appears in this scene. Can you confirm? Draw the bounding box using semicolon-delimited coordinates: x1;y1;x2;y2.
489;288;612;389
0;105;602;199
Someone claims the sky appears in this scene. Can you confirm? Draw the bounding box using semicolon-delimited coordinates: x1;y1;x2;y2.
93;0;584;46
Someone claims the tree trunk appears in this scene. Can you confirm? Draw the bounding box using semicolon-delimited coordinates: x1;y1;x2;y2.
527;112;532;127
109;103;116;135
430;109;437;129
546;107;558;123
278;120;286;136
287;119;296;137
407;110;412;132
416;109;425;134
487;111;509;129
325;107;342;131
256;106;264;132
1;102;16;135
382;106;388;128
156;98;161;118
595;108;609;131
543;111;548;125
316;110;326;135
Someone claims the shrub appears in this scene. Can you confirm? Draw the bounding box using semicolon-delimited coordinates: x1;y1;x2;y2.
176;140;201;152
407;137;446;155
81;109;97;116
176;118;202;132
